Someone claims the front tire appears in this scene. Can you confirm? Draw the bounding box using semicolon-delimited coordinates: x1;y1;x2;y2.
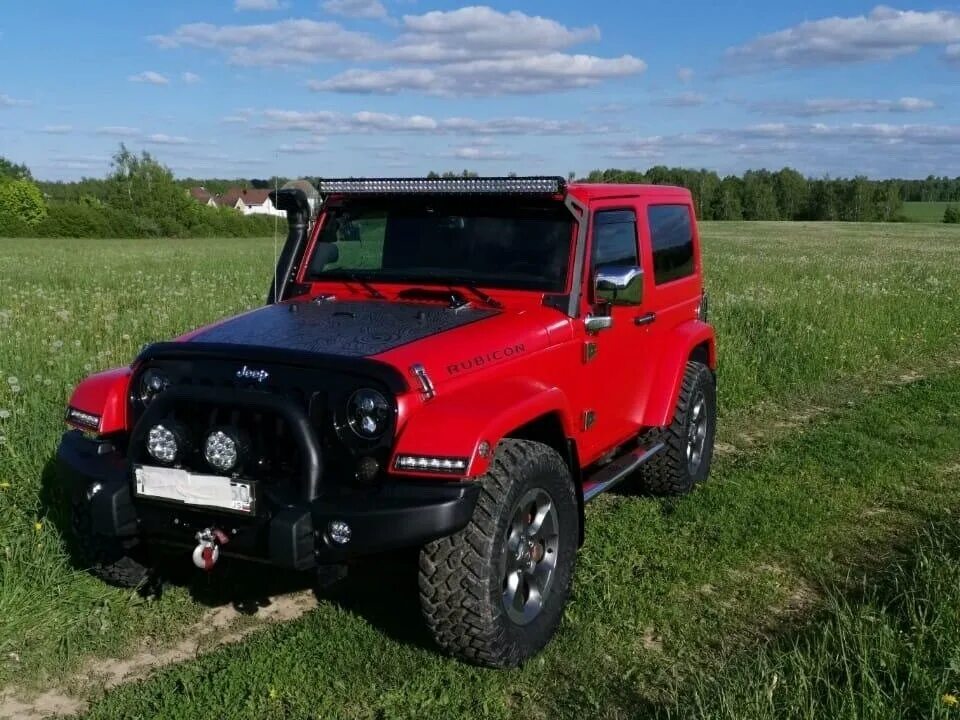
638;361;716;496
418;439;578;667
72;493;150;588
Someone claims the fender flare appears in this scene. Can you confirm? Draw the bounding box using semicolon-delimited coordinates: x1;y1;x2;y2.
67;367;132;434
643;320;717;428
391;376;576;478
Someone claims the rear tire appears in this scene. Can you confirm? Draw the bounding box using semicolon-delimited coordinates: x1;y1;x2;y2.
72;494;150;588
418;439;578;667
638;361;716;496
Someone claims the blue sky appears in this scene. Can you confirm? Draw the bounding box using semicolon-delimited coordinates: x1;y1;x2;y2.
2;1;959;181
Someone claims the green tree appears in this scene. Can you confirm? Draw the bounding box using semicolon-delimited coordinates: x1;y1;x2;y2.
0;178;47;226
773;168;808;220
945;206;960;224
742;171;779;220
0;156;32;181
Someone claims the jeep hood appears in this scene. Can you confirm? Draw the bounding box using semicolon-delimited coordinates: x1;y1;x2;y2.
182;300;500;357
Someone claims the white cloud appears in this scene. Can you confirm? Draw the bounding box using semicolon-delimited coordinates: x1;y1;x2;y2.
182;71;202;84
278;138;327;153
129;71;170;85
96;126;141;136
310;54;645;95
0;93;30;108
322;0;387;20
726;6;960;70
245;108;606;136
40;124;73;134
750;96;937;116
450;144;518;161
677;67;694;83
152;7;645;95
234;0;282;10
145;133;192;145
660;92;706;108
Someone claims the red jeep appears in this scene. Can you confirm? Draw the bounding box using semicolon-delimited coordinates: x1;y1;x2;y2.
59;176;716;667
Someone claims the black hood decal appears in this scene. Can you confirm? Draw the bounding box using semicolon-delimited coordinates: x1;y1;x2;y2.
188;300;499;357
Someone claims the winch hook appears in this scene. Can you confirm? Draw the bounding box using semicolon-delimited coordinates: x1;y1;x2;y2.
192;527;229;571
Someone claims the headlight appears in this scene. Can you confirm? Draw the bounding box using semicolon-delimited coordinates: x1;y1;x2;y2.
138;369;170;405
346;389;391;440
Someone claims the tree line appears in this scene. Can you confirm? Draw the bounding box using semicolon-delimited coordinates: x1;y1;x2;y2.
0;148;282;238
584;167;914;222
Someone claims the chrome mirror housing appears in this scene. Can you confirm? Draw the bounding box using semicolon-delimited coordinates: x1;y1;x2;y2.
594;265;643;306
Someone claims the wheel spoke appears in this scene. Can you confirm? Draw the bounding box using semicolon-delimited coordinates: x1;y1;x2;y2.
526;497;554;537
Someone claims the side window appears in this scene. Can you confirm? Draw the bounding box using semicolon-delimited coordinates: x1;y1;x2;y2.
648;205;694;284
592;210;638;268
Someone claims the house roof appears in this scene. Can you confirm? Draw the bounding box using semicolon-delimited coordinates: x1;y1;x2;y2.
188;186;213;202
238;189;272;206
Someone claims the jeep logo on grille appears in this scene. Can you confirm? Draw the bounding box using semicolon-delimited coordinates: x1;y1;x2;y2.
236;366;270;383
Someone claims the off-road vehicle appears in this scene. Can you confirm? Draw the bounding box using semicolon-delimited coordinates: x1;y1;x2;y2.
58;176;716;667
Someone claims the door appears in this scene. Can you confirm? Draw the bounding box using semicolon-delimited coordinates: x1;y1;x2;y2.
577;203;658;462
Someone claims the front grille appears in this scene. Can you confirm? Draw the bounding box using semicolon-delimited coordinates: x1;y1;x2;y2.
159;398;305;485
128;355;396;497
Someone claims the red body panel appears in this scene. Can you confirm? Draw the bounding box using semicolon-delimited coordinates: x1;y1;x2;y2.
67;367;131;434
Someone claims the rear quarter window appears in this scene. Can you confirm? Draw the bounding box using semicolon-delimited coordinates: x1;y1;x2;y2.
648;205;695;284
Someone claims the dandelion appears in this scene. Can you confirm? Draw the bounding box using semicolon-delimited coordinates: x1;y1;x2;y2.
268;687;278;700
0;410;9;419
33;374;42;383
0;482;9;489
51;340;63;350
943;694;958;708
6;377;17;386
34;521;42;532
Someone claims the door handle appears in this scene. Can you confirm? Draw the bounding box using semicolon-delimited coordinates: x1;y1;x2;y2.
634;313;656;327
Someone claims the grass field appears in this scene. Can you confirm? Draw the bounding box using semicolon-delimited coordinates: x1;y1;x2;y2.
2;222;960;717
902;201;957;223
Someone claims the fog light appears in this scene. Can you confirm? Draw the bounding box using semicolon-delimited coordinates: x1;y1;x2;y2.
328;520;352;545
204;429;241;474
394;454;469;474
147;423;181;464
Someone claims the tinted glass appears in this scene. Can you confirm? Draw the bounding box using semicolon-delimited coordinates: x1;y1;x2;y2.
592;210;638;267
648;205;694;284
306;199;573;292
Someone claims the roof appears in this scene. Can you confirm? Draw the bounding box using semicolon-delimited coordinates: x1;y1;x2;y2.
566;182;692;203
238;189;272;206
188;187;212;202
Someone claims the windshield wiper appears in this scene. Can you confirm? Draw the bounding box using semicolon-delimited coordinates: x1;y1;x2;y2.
346;273;386;300
455;282;502;309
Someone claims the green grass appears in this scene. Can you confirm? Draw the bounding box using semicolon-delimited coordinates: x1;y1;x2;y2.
902;201;957;223
0;222;959;715
657;519;960;720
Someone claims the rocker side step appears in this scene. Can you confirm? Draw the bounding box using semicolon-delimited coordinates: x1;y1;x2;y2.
582;443;665;502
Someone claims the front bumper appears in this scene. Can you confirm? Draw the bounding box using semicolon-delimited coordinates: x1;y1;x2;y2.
58;430;479;570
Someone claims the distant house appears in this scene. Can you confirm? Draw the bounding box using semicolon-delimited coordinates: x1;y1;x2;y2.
217;187;285;217
187;187;217;207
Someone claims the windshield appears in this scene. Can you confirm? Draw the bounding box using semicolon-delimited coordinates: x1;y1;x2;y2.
305;198;573;292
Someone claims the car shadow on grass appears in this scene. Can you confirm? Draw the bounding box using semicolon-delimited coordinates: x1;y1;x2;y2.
39;454;435;650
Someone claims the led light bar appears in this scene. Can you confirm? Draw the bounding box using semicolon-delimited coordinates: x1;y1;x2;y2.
395;454;470;474
317;177;566;196
66;407;101;431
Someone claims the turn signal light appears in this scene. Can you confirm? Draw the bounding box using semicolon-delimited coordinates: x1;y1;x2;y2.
394;455;469;474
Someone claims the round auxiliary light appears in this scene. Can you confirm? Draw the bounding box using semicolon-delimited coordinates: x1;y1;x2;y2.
346;389;392;440
203;428;247;474
139;369;170;405
328;520;352;545
147;423;181;464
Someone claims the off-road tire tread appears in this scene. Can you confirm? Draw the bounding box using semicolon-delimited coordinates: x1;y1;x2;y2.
72;497;149;588
638;361;715;496
418;439;575;668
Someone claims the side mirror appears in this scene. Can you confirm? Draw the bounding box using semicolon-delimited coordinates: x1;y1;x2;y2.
594;264;644;306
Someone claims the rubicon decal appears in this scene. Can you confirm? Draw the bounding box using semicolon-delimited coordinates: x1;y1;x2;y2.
447;344;525;376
